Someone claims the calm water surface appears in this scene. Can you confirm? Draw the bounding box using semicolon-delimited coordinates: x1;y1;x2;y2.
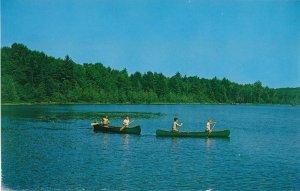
2;104;300;190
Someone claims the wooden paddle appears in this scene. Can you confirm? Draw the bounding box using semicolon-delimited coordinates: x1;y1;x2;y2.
120;120;134;131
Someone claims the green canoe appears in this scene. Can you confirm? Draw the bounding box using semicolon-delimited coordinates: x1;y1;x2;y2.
156;129;230;138
91;122;141;135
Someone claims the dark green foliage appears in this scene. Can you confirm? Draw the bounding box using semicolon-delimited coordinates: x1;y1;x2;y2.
1;43;299;104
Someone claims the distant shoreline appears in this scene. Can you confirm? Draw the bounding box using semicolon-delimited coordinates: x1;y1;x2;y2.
1;102;298;106
2;44;300;106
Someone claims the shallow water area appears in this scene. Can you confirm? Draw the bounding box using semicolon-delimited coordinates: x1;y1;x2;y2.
2;104;300;190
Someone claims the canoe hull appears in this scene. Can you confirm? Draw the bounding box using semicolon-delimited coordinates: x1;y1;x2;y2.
156;129;230;138
91;123;141;135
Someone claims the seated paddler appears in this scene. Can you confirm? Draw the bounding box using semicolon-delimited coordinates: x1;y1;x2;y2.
120;115;134;131
205;118;216;133
172;117;183;132
102;115;110;128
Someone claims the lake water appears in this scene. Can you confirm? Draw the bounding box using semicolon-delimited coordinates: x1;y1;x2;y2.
1;104;300;190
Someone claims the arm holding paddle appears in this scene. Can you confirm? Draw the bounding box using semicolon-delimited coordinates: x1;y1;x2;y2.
211;121;216;131
172;117;183;132
120;115;133;131
206;119;216;133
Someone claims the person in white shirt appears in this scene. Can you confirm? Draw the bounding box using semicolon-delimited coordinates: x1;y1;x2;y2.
172;117;183;132
206;119;216;133
120;115;133;131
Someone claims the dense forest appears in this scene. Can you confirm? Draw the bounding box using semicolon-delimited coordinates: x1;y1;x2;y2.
1;43;299;105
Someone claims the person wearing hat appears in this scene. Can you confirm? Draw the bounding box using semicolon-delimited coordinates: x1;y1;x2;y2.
206;119;216;133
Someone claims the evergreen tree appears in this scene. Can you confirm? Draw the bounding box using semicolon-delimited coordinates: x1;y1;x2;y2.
1;43;299;105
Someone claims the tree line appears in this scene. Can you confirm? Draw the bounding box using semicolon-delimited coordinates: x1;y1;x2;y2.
1;43;299;105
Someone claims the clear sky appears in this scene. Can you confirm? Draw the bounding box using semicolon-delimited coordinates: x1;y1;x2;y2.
2;0;300;88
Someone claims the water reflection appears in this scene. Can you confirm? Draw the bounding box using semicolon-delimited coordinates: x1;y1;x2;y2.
102;133;109;148
205;138;213;149
205;137;230;151
2;105;299;190
122;134;129;147
171;137;178;150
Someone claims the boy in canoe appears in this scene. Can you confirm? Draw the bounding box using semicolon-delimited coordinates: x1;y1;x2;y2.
120;115;134;131
172;117;183;132
206;119;216;133
102;116;110;128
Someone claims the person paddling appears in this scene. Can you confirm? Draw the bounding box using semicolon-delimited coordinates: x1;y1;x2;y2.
206;119;216;133
172;117;183;132
102;115;110;128
120;115;134;131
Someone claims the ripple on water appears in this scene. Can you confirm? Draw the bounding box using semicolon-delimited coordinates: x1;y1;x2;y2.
1;105;300;190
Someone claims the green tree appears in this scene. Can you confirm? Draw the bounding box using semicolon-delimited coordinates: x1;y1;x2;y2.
1;43;299;105
1;75;19;102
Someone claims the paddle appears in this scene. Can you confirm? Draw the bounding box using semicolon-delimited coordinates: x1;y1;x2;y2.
129;120;135;125
211;122;217;131
93;118;100;125
120;120;134;131
177;123;183;132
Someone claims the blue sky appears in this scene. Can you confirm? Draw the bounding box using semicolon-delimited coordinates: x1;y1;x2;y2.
2;0;300;88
